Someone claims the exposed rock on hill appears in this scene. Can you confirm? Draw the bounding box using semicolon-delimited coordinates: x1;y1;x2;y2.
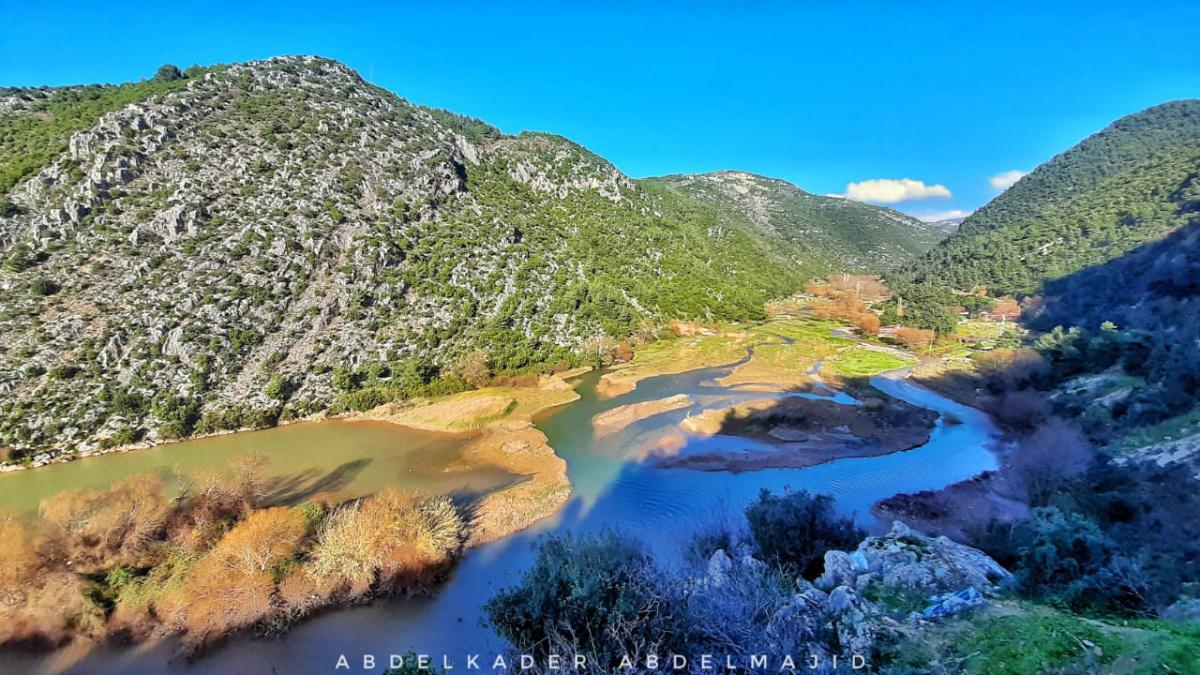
0;57;817;458
817;521;1012;594
645;170;951;274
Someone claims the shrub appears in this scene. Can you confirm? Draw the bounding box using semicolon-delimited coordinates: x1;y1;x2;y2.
30;277;60;296
153;64;184;82
334;385;398;412
1009;419;1094;505
457;350;491;388
485;531;691;669
265;373;289;401
983;507;1150;615
158;506;308;644
894;326;936;352
745;489;864;579
685;518;736;566
48;364;80;380
307;490;463;597
1010;508;1110;598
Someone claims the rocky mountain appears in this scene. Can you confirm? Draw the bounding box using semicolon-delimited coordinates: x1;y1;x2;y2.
0;56;844;458
893;100;1200;299
0;57;814;456
644;171;950;274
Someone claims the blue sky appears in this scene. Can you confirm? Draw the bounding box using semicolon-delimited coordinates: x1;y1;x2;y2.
4;1;1198;219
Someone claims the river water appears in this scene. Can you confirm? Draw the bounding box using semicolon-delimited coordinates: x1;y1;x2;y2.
9;359;1001;674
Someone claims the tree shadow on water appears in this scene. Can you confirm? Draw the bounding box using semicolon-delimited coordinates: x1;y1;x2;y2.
260;458;374;505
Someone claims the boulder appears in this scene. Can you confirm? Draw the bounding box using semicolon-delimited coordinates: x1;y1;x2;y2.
766;588;832;648
817;521;1011;594
705;549;733;588
828;586;878;657
1163;597;1200;623
921;586;986;619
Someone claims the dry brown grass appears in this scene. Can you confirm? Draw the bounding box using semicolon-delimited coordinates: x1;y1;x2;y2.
307;490;463;596
597;328;758;398
0;455;470;656
381;393;516;432
39;473;172;572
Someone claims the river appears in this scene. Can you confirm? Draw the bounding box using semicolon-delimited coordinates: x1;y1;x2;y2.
6;359;1001;674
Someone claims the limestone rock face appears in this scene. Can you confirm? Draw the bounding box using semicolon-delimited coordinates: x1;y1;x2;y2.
0;57;809;459
763;584;882;661
817;521;1012;594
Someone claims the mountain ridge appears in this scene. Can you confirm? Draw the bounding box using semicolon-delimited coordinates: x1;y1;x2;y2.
888;98;1200;329
643;170;950;274
0;55;933;458
891;99;1200;308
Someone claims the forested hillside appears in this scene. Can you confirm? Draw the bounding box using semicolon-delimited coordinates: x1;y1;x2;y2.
646;171;949;274
889;100;1200;330
1027;218;1200;440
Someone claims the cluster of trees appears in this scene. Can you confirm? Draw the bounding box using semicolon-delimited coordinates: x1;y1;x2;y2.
1030;220;1200;432
974;440;1200;618
804;275;885;335
0;455;465;653
801;275;941;352
485;490;867;670
328;357;475;413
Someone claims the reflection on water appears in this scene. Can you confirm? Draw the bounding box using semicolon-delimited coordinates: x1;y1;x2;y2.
13;360;1001;674
0;420;513;514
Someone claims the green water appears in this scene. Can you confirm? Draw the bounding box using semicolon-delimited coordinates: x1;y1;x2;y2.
0;419;516;513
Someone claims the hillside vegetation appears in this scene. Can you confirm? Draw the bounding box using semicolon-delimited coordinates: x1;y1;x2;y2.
888;100;1200;330
0;57;939;460
646;170;949;275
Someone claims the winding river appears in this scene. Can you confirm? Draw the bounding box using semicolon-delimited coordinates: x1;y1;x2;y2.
8;356;1002;674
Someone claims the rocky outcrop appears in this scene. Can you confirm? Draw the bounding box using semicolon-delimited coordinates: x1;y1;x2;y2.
1115;431;1200;478
816;521;1012;594
703;548;886;662
765;585;881;662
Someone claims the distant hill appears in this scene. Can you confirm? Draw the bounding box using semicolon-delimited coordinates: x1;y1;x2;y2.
891;100;1200;311
645;171;951;275
925;216;965;233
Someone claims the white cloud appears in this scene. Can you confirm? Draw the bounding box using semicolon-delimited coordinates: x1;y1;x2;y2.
839;178;951;203
989;169;1026;191
907;209;972;223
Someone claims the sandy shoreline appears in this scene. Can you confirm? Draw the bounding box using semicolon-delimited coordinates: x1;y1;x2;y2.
352;369;589;543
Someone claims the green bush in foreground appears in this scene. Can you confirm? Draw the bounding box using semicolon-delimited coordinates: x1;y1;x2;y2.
745;488;864;579
484;532;691;670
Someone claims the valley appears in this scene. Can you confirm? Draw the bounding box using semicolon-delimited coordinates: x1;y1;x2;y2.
2;52;1199;673
0;315;1004;673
